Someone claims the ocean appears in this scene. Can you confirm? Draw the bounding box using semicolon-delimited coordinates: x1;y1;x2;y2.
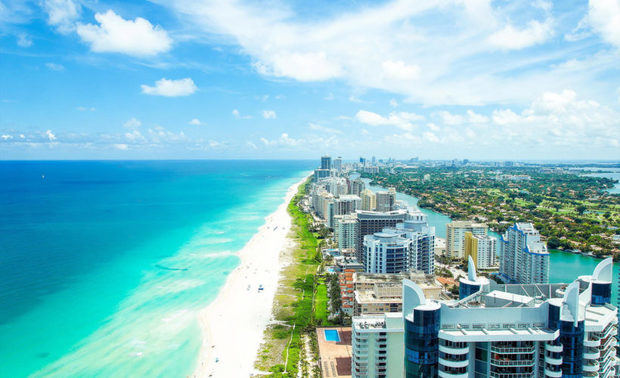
0;160;312;377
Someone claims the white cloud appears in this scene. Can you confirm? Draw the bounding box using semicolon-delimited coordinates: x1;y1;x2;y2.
17;33;32;47
141;78;197;97
77;10;172;57
43;0;80;33
114;143;129;150
189;118;202;125
1;134;13;140
46;130;56;141
255;51;342;81
355;110;424;130
123;117;142;129
381;60;420;81
124;130;144;141
46;62;65;71
324;92;335;101
261;110;277;119
488;20;554;50
389;99;398;107
309;122;342;134
77;106;96;111
232;109;251;119
587;0;620;48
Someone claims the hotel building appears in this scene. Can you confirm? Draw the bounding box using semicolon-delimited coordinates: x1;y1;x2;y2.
446;221;488;259
351;257;618;378
464;232;497;269
500;222;549;284
361;189;377;211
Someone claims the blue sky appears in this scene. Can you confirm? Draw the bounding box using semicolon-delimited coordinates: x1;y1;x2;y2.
0;0;619;160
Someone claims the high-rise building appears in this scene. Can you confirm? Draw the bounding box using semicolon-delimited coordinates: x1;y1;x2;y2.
335;214;358;251
313;168;331;181
360;189;376;211
333;156;343;172
356;209;409;263
321;155;332;170
328;195;361;228
500;222;549;284
445;220;488;258
350;178;365;196
375;188;396;212
362;213;435;275
464;232;497;269
351;258;618;378
351;313;404;378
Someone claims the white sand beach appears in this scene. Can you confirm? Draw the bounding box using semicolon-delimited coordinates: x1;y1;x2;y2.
192;177;306;377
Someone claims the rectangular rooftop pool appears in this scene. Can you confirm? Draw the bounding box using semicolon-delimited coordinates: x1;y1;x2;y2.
324;329;341;342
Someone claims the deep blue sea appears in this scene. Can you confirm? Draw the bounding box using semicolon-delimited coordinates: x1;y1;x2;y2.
0;160;312;377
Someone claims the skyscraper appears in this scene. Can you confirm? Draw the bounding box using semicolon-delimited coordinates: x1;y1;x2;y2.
355;209;409;263
375;188;396;212
360;189;376;211
500;222;549;284
445;220;488;258
333;156;342;172
351;258;618;378
321;155;332;170
464;232;497;269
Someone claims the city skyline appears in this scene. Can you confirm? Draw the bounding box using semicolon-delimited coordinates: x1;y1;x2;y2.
1;0;620;160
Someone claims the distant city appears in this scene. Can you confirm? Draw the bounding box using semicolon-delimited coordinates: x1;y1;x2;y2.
306;155;618;378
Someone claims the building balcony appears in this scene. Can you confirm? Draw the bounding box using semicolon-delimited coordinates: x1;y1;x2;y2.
583;338;601;347
490;358;535;367
544;368;562;378
544;343;563;353
583;348;600;359
544;356;562;365
582;359;600;372
439;344;469;355
491;345;535;354
438;357;469;369
438;371;468;378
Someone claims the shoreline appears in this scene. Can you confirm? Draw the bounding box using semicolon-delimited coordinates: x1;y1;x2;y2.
192;176;306;377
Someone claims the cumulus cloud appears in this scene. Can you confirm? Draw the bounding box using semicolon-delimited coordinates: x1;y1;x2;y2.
488;20;554;50
77;10;172;57
123;117;141;128
232;109;251;119
46;130;56;141
189;118;202;125
355;110;424;131
161;0;597;106
43;0;80;33
587;0;620;48
114;143;128;150
141;78;197;97
261;110;277;119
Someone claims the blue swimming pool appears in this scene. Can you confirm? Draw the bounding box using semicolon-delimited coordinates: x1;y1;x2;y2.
324;329;341;342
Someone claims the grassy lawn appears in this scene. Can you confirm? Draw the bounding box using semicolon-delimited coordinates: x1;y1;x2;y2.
254;178;325;377
314;278;328;325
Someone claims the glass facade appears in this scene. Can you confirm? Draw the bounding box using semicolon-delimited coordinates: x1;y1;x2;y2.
559;320;585;377
459;281;481;299
591;282;611;306
405;309;440;377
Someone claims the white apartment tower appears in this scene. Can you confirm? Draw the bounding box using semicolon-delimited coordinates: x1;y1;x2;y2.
500;222;550;284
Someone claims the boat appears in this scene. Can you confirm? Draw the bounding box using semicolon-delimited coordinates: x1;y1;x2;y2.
258;284;264;292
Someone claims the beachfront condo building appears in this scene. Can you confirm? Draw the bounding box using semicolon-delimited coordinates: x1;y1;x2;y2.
321;155;332;170
313;168;331;181
351;258;618;378
500;222;550;284
356;209;410;264
361;189;376;211
328;195;361;228
445;220;488;258
333;156;343;172
352;313;405;378
464;232;497;269
375;188;396;212
335;214;358;251
362;213;435;275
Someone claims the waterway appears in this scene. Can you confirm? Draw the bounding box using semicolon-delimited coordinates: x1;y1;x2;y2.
365;179;618;301
574;167;620;194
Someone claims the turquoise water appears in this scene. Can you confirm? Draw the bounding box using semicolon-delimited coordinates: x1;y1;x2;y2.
324;329;340;342
581;168;620;194
366;180;618;294
0;161;312;377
